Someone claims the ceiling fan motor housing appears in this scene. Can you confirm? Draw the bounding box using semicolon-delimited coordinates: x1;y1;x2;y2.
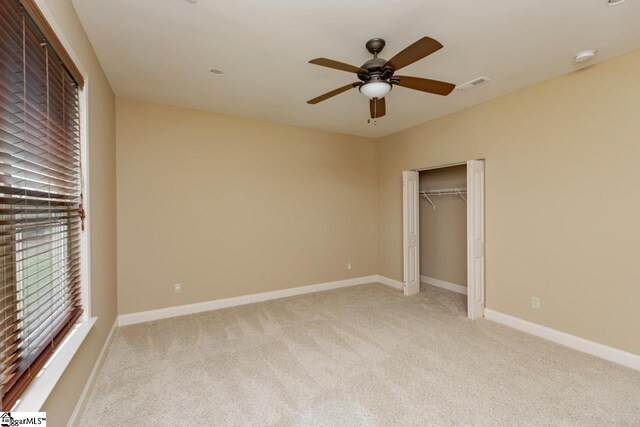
358;39;395;82
358;57;394;82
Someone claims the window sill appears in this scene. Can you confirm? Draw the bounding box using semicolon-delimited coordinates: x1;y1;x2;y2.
12;317;97;411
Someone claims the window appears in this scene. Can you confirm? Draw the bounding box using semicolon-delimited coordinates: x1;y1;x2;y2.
0;0;85;410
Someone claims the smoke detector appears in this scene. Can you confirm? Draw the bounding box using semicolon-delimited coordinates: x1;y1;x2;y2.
456;76;491;91
574;50;596;63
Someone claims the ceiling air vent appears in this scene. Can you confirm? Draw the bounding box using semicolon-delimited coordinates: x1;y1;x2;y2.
456;76;491;91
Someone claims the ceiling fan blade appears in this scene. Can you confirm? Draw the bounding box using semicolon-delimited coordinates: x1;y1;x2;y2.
307;82;360;104
384;37;443;71
370;98;386;119
394;76;455;96
309;58;366;74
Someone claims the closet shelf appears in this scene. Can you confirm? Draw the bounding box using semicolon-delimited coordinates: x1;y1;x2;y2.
419;187;467;209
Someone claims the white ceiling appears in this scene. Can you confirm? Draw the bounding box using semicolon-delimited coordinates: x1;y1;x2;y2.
72;0;640;138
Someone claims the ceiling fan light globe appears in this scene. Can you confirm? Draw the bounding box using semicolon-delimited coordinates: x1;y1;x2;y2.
359;81;392;100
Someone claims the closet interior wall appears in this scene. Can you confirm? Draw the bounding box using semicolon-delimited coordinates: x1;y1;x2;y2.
419;165;468;289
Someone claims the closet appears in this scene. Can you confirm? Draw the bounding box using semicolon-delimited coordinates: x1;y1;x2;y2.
418;165;468;298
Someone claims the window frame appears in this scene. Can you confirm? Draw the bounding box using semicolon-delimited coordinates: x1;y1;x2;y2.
2;0;94;411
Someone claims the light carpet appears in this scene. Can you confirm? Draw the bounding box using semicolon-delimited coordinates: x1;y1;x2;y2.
79;283;640;426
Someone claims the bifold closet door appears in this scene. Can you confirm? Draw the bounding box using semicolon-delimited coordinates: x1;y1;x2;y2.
403;171;420;296
467;160;485;319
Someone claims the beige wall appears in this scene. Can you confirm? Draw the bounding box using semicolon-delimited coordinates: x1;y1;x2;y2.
419;165;467;286
37;0;117;426
378;49;640;355
116;99;378;314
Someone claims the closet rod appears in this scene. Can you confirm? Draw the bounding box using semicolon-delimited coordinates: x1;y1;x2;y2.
420;187;467;194
419;187;467;209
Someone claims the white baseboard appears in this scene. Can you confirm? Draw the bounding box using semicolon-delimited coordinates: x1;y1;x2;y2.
118;275;381;326
374;275;404;290
67;319;118;427
421;275;467;295
484;309;640;372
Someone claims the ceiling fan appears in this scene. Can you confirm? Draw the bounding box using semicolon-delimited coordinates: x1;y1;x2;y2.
307;37;455;119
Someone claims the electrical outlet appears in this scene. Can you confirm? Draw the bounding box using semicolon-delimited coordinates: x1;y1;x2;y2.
174;283;183;294
531;297;540;310
347;262;352;271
